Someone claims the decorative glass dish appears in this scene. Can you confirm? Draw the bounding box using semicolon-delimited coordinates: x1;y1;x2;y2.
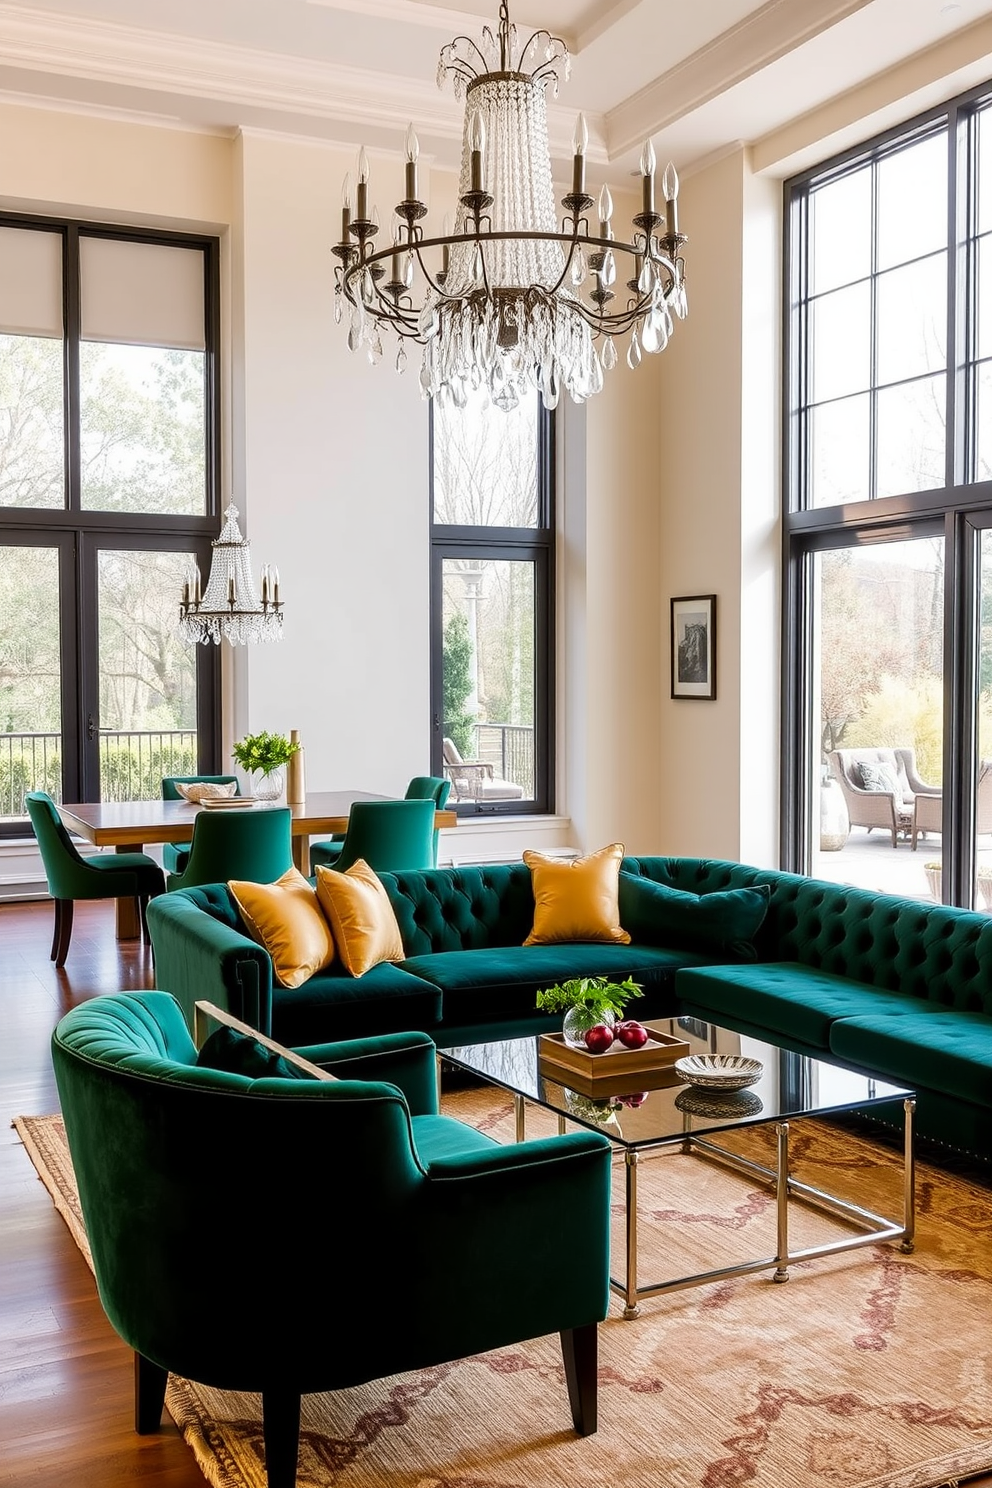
673;1054;763;1091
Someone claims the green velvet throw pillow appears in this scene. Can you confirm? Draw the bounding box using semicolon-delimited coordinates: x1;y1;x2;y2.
619;875;770;961
196;1025;317;1081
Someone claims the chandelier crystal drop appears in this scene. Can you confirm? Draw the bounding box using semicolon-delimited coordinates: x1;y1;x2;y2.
178;504;284;646
332;0;688;411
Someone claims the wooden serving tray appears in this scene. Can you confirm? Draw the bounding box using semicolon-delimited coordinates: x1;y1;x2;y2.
539;1028;691;1085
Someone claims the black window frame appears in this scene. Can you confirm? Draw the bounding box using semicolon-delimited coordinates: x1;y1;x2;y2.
0;212;223;835
782;79;992;906
429;399;556;816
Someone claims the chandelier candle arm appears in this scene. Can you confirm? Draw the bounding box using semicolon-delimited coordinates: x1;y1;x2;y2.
333;1;688;409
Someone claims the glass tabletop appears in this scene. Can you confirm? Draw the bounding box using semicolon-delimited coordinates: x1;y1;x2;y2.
439;1016;913;1149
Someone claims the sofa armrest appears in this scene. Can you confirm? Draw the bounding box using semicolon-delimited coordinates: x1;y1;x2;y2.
294;1031;439;1115
420;1132;613;1335
147;892;273;1036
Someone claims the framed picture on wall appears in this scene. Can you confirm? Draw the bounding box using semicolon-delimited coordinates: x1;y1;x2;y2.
671;594;717;700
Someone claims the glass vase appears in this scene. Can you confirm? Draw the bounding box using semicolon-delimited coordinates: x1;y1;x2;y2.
253;766;285;802
562;1005;616;1050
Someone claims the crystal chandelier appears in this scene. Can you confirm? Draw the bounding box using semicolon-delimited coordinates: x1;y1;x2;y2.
178;504;283;646
332;0;687;411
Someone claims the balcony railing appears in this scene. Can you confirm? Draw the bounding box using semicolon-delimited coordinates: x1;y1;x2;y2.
473;722;534;798
0;729;199;817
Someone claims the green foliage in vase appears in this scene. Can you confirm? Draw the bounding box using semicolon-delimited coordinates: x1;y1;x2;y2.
535;975;641;1021
232;731;299;774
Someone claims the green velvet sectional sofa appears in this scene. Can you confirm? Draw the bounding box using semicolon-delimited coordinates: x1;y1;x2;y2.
146;856;992;1158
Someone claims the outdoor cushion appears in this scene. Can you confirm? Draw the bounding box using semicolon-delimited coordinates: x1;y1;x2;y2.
403;943;703;1026
829;1009;992;1107
674;962;914;1050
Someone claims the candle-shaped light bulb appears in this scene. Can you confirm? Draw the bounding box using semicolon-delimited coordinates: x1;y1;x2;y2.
441;211;452;275
192;563;201;603
341;172;352;208
391;217;402;282
181;577;189;608
356;146;369;220
227;575;236;605
598;183;613;238
663;160;679;235
640;138;656;216
341;171;352;242
272;567;280;605
261;566;269;605
469;110;486;195
571;111;588;197
405;124;419;200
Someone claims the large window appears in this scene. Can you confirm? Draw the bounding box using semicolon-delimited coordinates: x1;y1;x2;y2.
430;386;554;814
0;217;221;833
785;85;992;909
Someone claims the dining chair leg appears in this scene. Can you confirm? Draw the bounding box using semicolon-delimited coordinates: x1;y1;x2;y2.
54;899;74;968
261;1388;302;1488
138;895;151;942
49;900;61;961
560;1323;598;1436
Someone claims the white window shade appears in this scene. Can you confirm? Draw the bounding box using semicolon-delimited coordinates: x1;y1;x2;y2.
80;237;205;351
0;226;63;338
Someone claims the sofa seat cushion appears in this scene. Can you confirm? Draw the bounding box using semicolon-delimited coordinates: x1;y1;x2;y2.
829;1009;992;1105
675;962;916;1050
269;962;442;1048
403;943;708;1026
411;1113;499;1165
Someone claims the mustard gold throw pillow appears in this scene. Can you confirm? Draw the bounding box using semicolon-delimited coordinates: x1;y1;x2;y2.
523;843;631;945
314;860;405;977
229;867;335;989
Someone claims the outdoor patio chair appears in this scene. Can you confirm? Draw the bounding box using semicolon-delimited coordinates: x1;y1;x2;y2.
828;747;939;848
442;737;525;803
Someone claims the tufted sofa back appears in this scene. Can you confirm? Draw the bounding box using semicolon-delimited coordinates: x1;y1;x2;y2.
377;863;536;953
622;857;992;1016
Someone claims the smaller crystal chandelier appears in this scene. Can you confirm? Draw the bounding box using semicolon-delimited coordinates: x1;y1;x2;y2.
332;0;688;411
178;504;283;646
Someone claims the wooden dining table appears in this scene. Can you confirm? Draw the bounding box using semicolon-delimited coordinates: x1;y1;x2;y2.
56;791;458;938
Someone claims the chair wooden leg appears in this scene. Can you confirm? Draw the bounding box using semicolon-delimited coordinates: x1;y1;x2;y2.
138;895;150;942
261;1388;302;1488
134;1351;168;1434
49;900;61;961
54;899;73;968
560;1323;598;1436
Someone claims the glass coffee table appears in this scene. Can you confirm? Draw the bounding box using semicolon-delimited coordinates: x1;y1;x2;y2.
439;1016;916;1319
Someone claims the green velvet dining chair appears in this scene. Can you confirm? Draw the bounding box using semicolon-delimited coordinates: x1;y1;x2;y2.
165;805;292;891
161;775;242;875
52;991;611;1488
309;776;449;873
320;797;437;876
25;791;165;967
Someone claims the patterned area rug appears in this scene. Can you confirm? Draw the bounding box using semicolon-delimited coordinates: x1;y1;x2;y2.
13;1091;992;1488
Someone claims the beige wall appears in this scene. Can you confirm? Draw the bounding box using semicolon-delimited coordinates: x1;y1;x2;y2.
652;146;780;865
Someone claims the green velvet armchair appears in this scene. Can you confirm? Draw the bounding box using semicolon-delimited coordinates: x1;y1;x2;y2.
52;992;612;1488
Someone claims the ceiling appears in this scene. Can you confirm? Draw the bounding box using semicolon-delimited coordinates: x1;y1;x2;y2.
0;0;991;180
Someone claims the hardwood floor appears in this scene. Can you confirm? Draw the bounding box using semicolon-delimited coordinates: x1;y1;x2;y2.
0;898;203;1487
0;895;988;1488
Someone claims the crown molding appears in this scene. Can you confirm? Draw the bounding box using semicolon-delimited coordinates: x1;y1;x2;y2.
605;0;871;158
305;0;645;55
0;3;458;133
